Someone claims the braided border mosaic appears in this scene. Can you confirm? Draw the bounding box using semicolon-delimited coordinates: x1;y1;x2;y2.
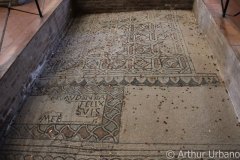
7;85;124;143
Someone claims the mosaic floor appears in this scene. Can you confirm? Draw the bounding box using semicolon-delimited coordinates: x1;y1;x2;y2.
1;10;240;160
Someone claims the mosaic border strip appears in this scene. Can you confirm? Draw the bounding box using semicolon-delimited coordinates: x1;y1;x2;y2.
37;74;220;87
6;85;124;143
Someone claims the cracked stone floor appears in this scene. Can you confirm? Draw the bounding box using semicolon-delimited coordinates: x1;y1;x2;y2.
1;10;240;160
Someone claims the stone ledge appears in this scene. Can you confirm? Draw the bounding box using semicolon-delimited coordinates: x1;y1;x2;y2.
0;0;73;139
73;0;194;13
193;0;240;119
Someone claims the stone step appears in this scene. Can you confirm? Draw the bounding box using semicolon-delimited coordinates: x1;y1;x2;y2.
73;0;194;13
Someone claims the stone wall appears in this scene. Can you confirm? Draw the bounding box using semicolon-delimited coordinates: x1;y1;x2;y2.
0;0;73;139
73;0;194;13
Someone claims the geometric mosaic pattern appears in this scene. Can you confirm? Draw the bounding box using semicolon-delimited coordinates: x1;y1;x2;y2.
0;153;211;160
38;74;219;87
0;154;187;160
1;10;231;160
39;10;219;86
3;11;221;147
42;16;195;76
6;85;124;143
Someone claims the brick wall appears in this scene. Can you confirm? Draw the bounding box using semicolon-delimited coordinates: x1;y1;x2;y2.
0;0;73;139
73;0;194;13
